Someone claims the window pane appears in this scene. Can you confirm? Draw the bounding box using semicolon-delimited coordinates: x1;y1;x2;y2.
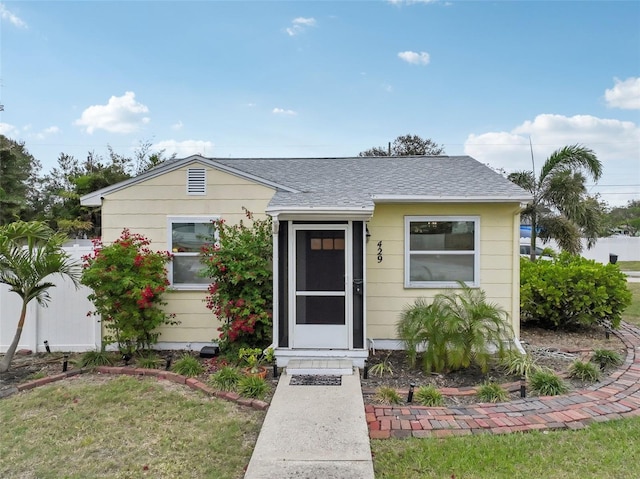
173;256;210;284
410;221;474;251
171;222;215;253
296;296;345;325
296;230;345;292
409;254;474;282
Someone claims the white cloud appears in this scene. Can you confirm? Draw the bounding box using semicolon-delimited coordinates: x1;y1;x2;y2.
171;120;183;131
286;17;316;36
605;77;640;110
398;51;430;65
74;91;150;134
0;122;20;137
153;139;214;158
0;3;27;28
272;107;297;116
464;113;640;206
33;126;61;140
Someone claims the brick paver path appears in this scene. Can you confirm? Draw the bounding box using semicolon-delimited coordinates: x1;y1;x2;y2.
367;322;640;439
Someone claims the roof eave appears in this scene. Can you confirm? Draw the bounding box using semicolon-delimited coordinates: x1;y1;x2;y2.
371;194;533;203
266;205;374;220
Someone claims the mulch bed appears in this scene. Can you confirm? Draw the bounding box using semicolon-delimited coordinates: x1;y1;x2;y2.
1;324;627;408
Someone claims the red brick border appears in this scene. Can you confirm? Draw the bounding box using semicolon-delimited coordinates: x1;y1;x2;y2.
4;365;269;412
367;322;640;439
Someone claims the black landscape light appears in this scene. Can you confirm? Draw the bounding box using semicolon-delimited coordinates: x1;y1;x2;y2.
44;340;51;354
407;382;415;403
520;376;526;398
165;354;173;371
62;355;69;372
363;359;369;380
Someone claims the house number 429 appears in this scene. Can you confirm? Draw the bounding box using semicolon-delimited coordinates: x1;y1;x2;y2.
377;241;383;263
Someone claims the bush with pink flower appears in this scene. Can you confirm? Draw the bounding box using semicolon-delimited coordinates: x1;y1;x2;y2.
200;208;273;353
81;229;178;354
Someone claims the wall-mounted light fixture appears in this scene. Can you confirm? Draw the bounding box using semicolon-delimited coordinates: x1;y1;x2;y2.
366;225;371;243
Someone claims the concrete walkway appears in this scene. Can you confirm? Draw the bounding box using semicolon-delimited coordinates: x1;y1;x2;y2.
244;372;374;479
367;322;640;438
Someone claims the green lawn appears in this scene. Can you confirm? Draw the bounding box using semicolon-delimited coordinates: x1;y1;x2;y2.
0;376;264;479
623;282;640;326
618;261;640;271
372;418;640;478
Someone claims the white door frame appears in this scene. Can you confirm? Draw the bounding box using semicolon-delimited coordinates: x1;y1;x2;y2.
289;223;352;349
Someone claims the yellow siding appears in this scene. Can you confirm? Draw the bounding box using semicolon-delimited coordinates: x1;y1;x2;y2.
100;161;276;343
365;203;521;340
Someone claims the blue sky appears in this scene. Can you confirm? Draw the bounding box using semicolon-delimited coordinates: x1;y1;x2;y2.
1;1;639;206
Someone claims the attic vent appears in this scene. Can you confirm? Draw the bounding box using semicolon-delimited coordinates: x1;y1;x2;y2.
187;168;206;195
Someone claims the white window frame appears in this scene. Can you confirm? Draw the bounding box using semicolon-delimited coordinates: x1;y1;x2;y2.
404;215;480;288
168;215;219;290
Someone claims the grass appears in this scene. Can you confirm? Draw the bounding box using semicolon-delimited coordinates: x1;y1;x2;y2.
618;260;640;271
0;375;264;479
623;282;640;325
372;417;640;478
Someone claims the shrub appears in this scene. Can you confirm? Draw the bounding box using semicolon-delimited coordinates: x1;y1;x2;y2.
171;355;204;377
77;349;114;368
200;208;273;352
529;370;569;396
397;284;512;374
592;349;623;368
520;253;631;330
81;229;178;354
209;366;242;391
568;360;601;382
237;375;269;399
414;385;444;407
136;353;161;369
476;382;510;403
373;387;403;405
499;350;540;378
369;354;394;377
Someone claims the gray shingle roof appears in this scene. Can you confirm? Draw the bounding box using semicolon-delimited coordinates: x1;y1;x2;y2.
80;155;531;211
213;156;531;212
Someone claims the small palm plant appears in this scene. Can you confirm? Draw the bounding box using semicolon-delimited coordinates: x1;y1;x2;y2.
434;284;512;373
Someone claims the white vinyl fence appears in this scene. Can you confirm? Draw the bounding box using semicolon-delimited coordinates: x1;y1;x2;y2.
0;245;100;353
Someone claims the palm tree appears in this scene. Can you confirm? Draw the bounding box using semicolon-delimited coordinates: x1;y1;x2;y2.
509;144;603;260
0;221;80;372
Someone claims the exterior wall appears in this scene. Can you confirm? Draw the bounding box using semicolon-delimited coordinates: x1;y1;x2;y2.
100;161;276;345
365;202;522;342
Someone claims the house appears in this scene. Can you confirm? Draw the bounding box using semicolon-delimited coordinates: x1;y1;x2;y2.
80;155;531;366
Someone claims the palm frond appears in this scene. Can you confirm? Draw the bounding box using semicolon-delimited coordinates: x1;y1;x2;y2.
538;144;602;184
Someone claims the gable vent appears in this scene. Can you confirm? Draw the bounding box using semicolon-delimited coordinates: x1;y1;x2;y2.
187;168;206;195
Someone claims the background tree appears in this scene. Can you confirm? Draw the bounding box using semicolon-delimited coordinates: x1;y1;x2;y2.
508;144;604;259
0;135;41;225
602;200;640;236
0;221;80;372
359;134;445;157
39;141;174;237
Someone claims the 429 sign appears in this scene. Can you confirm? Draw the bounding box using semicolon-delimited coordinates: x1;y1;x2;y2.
376;241;383;263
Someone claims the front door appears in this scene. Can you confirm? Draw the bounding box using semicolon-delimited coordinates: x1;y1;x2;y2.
292;226;350;349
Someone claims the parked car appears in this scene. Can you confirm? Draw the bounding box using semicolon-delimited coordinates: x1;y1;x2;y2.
520;242;554;260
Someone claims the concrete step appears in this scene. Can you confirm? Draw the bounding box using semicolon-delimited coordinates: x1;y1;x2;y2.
285;359;354;376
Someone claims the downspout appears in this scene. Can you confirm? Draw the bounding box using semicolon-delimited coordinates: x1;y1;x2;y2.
513;205;526;354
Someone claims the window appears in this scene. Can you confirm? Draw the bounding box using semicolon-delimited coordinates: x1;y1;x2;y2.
168;216;218;289
405;216;479;288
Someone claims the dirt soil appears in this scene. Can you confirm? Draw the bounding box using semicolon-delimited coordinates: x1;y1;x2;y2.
0;324;627;406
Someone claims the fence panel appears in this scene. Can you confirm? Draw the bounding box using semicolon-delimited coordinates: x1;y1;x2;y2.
0;245;100;353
